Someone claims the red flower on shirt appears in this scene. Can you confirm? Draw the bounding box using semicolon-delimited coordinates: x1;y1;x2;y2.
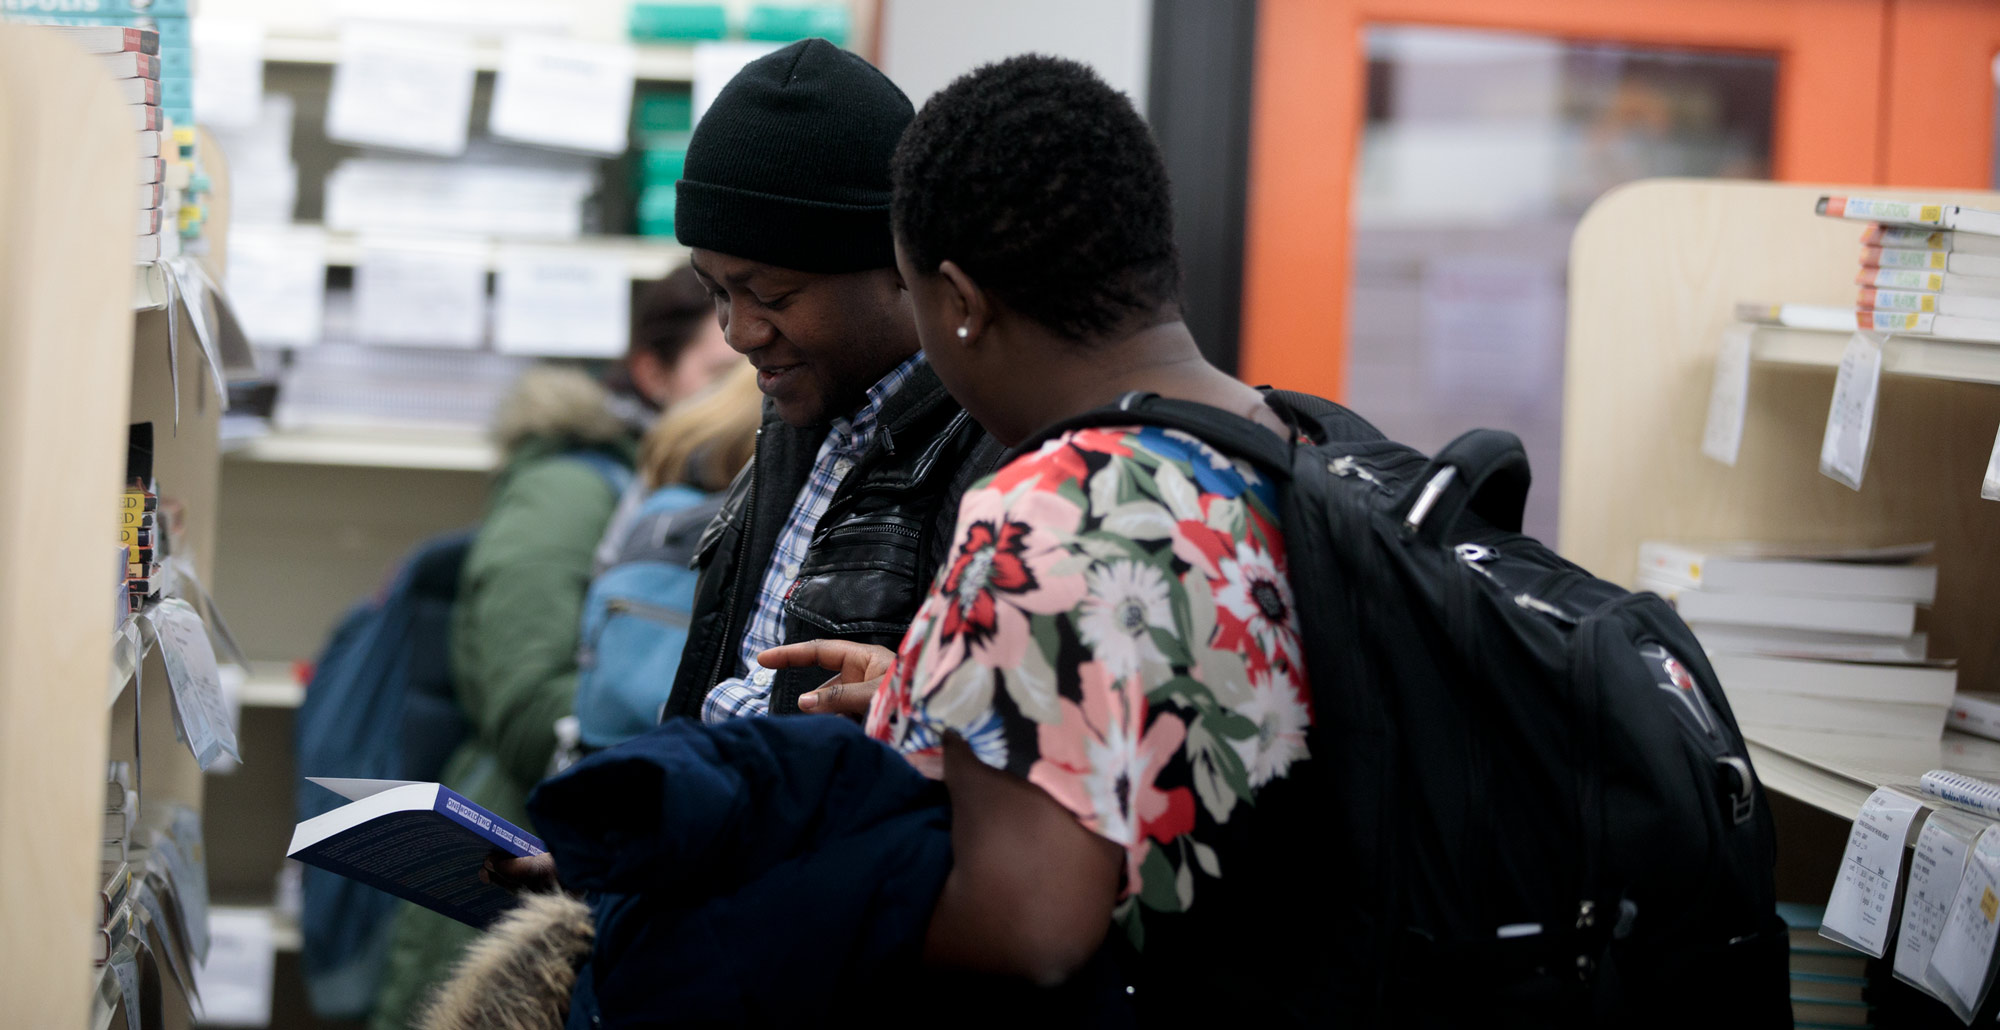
938;518;1039;647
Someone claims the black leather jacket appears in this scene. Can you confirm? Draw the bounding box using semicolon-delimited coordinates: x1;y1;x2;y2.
663;361;1001;720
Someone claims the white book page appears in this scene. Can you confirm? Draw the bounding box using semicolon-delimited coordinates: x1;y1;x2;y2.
1823;786;1926;956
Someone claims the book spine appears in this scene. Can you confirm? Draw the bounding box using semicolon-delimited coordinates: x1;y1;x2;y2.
1867;225;1950;249
1920;770;2000;819
1861;310;1934;333
1820;195;1950;227
1948;697;2000;743
1863;245;1948;270
129;104;159;131
1860;287;1937;313
434;786;546;856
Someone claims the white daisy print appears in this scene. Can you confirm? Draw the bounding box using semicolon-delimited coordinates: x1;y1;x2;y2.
1077;560;1175;680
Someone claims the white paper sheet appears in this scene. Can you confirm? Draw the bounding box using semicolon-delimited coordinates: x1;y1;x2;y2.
1981;423;2000;502
1927;824;2000;1020
1823;786;1926;956
1702;323;1753;466
354;237;488;349
226;225;326;348
1896;808;1986;998
325;24;476;156
489;34;636;155
191;18;265;131
692;41;784;124
192;908;276;1028
493;245;630;357
306;777;424;802
1820;330;1885;491
143;599;240;771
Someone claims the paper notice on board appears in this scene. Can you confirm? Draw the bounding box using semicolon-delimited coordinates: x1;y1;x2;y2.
1896;808;1986;997
1981;424;2000;502
493;246;630;357
1820;331;1885;491
325;24;476;155
1702;323;1754;466
354;238;488;349
226;225;327;348
1927;824;2000;1021
1823;786;1926;956
191;18;266;131
692;41;783;124
143;598;240;770
489;35;636;155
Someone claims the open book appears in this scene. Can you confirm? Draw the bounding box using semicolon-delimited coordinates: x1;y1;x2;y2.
287;778;544;928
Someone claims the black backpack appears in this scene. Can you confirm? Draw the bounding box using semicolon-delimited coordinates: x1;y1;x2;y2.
1023;390;1789;1028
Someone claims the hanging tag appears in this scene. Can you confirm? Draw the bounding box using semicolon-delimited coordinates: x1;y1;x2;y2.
187;258;256;388
1981;424;2000;502
110;939;142;1025
159;263;182;434
1820;331;1885;490
1926;824;2000;1021
167;258;228;401
1702;324;1754;466
140;599;241;769
1896;808;1987;999
1823;786;1927;956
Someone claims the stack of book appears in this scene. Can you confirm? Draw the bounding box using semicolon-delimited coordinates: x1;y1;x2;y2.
1738;195;2000;342
1637;541;1953;740
1780;902;1874;1027
97;763;136;965
633;89;691;238
4;1;209;260
122;423;160;613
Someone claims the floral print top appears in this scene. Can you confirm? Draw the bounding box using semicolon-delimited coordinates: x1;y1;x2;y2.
865;424;1312;942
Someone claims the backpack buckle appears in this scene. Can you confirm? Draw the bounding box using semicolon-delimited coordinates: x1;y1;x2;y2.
1717;755;1756;825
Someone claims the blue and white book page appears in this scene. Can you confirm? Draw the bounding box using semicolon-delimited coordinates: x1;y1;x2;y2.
288;780;544;928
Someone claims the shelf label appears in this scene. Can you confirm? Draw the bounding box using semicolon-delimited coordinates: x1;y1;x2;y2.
354;238;488;349
226;226;326;349
1824;786;1926;956
489;35;636;156
1927;824;2000;1021
325;24;475;156
1982;423;2000;502
1702;323;1754;466
1897;808;1986;999
191;17;265;131
493;246;630;357
1820;331;1885;491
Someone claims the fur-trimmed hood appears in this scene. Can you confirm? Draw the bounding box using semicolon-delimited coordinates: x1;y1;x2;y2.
418;892;594;1030
491;367;633;459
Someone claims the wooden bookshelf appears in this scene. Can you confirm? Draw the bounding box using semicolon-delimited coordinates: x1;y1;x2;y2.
1562;180;2000;842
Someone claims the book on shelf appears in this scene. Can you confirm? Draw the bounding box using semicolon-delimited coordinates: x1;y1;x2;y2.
128;103;160;130
1865;224;2000;260
1918;769;2000;819
1860;286;2000;321
1689;623;1928;663
100;861;131;926
137;181;160;208
1636;540;1937;603
95;50;158;79
1818;195;2000;237
1637;576;1918;638
288;778;547;929
111;76;156;105
136;157;160;184
1863;244;2000;279
135;128;159;158
93;897;132;966
32;24;158;53
1948;693;2000;743
1706;651;1955;707
1723;690;1945;740
137;207;159;235
1858;265;2000;298
1864;309;2000;343
1733;301;1858;332
133;233;162;262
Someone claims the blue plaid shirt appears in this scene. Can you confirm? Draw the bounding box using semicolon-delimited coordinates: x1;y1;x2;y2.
701;352;929;723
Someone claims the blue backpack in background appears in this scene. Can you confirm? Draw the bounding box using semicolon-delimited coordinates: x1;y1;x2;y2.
574;483;725;748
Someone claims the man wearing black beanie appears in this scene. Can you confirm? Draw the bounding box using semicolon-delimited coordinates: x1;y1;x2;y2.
663;38;999;723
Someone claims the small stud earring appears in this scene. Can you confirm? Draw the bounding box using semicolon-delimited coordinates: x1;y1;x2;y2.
956;326;969;340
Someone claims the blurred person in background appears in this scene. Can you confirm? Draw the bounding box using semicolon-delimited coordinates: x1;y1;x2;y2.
568;363;760;757
369;266;735;1030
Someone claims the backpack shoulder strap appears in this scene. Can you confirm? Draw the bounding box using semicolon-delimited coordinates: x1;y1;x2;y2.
1005;392;1297;477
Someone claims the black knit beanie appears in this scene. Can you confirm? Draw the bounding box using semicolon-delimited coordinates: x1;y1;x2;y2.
675;39;914;273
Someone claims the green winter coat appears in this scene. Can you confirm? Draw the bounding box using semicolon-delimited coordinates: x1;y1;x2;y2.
371;368;637;1030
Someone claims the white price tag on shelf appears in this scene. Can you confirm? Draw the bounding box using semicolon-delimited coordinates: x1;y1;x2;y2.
325;24;475;156
1702;324;1753;466
1819;330;1885;490
191;18;266;131
193;908;275;1027
354;238;488;349
493;246;630;357
226;225;327;349
143;598;240;771
1927;824;2000;1021
1981;423;2000;501
1896;808;1985;998
1824;786;1926;957
489;35;636;156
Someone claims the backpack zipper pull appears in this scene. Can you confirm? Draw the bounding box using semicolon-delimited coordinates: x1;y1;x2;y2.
1328;455;1381;485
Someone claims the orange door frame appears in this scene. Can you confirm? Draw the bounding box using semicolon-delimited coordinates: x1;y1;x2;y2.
1881;0;2000;187
1238;0;1900;400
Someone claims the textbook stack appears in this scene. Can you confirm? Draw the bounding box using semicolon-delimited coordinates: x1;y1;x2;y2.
1736;195;2000;342
2;0;211;262
1636;541;1952;740
122;423;161;613
1780;903;1874;1028
97;763;135;967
